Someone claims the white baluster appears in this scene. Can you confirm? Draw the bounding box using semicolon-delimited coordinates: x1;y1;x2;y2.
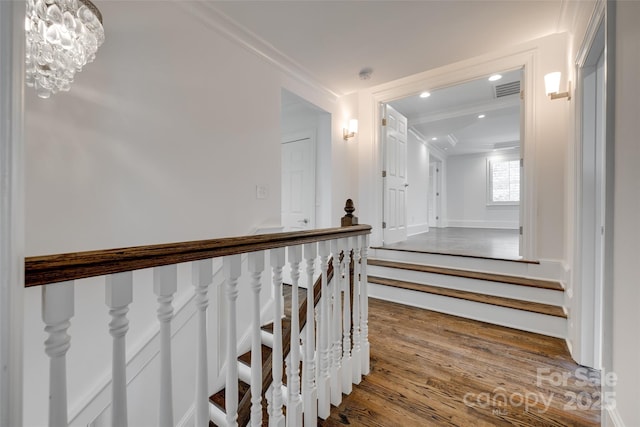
360;234;370;375
42;281;74;427
303;243;318;425
269;248;285;427
106;272;133;427
192;259;213;427
286;245;302;427
223;255;242;427
351;238;362;385
341;240;352;395
317;241;331;419
329;239;343;406
248;252;265;427
154;265;177;427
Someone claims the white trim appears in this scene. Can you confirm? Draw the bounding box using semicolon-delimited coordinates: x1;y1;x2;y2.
407;223;429;236
0;2;24;426
176;403;194;427
604;404;626;427
178;2;339;100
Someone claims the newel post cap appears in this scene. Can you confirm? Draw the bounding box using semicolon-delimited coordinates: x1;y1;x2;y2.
341;198;359;227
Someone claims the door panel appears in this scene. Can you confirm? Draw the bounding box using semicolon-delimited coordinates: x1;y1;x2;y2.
282;135;315;231
383;105;408;244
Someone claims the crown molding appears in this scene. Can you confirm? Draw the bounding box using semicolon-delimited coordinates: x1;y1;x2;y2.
177;2;340;101
408;96;520;126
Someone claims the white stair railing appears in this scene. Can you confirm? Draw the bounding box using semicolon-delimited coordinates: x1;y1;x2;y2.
26;201;370;427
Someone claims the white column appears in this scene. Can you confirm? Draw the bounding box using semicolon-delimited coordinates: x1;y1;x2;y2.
351;237;362;385
223;255;242;427
269;248;285;427
0;1;24;426
329;239;343;406
303;243;318;425
248;251;264;427
153;264;177;427
316;241;331;419
360;234;370;375
106;272;133;427
42;281;74;427
192;259;213;427
341;240;352;395
286;245;302;427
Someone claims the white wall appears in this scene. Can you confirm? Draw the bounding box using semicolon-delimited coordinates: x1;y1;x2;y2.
609;1;640;424
446;153;519;229
406;132;429;235
22;2;358;425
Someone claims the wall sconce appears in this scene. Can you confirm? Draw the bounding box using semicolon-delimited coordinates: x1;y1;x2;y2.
343;119;358;140
544;72;571;101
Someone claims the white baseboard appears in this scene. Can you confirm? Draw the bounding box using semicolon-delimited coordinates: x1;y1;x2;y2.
604;404;626;427
446;219;519;229
407;223;429;236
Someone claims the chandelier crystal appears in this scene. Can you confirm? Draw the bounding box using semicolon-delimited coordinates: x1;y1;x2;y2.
25;0;104;99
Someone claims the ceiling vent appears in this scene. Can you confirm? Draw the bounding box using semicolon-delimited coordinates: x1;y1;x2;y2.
494;81;521;98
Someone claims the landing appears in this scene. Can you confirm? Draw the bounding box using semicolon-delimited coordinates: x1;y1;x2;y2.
320;298;600;426
380;228;524;262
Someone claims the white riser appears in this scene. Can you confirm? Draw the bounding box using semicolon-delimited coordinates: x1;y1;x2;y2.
368;264;564;306
370;248;565;282
369;282;567;339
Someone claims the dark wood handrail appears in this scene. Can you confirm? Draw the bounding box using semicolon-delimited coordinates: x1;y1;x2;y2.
24;224;371;288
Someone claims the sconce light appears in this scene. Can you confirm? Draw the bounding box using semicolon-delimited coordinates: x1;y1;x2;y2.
343;119;358;141
544;72;571;101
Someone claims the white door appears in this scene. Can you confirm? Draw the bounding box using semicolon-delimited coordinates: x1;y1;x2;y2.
282;134;316;231
382;104;408;244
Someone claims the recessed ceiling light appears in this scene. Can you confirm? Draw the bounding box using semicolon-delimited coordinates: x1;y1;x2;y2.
419;91;431;98
488;74;502;82
478;114;486;119
431;137;438;141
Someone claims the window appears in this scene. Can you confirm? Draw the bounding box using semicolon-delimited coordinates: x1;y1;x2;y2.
487;157;520;205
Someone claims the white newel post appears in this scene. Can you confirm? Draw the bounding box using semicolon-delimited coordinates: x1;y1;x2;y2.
105;272;133;427
192;259;213;427
223;255;242;427
42;281;74;427
341;239;352;395
269;248;286;427
248;251;265;427
329;239;343;406
351;237;362;385
153;264;177;427
286;245;302;427
360;234;370;374
303;243;318;425
0;1;24;426
316;241;331;419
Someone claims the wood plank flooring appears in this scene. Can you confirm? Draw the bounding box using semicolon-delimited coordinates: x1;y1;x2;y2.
319;298;600;427
368;276;567;318
379;228;524;262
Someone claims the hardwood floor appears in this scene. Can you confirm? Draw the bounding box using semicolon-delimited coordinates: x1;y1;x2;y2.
381;228;523;261
320;298;600;427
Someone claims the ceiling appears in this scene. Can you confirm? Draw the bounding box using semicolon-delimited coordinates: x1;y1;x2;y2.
389;69;522;157
209;0;567;96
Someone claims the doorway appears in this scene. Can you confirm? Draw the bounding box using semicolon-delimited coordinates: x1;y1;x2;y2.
382;69;524;260
575;18;606;369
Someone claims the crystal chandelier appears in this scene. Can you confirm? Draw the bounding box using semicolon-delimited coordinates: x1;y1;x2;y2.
25;0;104;99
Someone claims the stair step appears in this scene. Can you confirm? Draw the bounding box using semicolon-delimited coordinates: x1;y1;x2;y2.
368;276;567;318
238;344;272;367
368;258;563;291
209;379;250;412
